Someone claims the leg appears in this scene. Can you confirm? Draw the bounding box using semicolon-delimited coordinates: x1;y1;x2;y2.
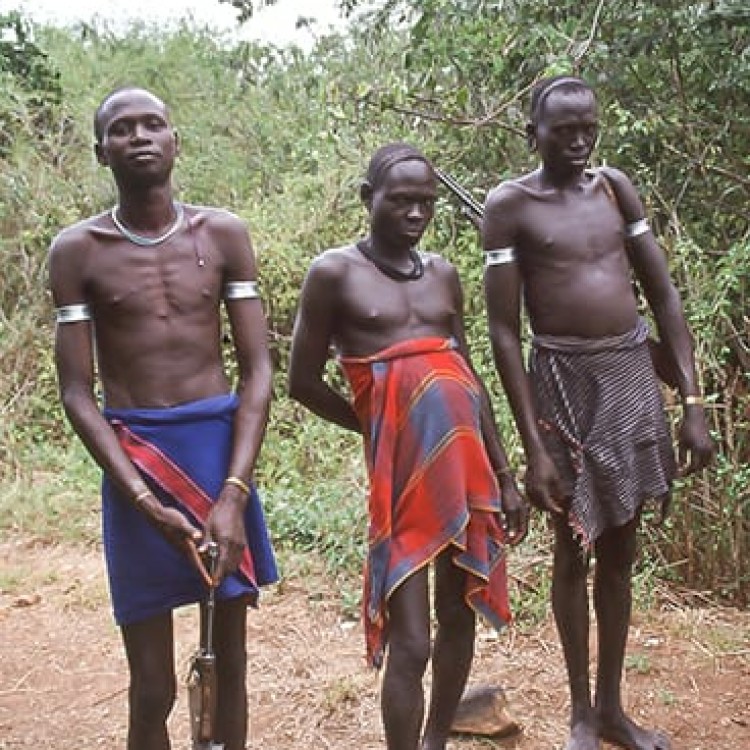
551;514;599;750
382;566;431;750
594;519;670;750
121;611;176;750
212;595;249;750
421;548;476;750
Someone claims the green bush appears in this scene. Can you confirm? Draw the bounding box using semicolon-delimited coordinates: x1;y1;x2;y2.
1;5;746;607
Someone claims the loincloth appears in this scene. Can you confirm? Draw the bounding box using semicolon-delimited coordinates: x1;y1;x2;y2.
102;393;278;626
341;337;510;667
530;318;676;549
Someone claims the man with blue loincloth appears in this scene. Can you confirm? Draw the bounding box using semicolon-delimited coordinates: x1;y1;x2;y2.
48;86;277;750
288;142;528;750
483;75;713;750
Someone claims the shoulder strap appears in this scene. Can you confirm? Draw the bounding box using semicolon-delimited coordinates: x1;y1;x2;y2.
594;167;620;213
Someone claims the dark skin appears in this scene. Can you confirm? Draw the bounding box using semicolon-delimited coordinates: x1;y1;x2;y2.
48;88;272;750
289;156;527;750
483;86;713;750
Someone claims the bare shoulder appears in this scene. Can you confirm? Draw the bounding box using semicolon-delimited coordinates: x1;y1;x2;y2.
48;213;112;301
421;249;456;278
485;172;537;214
305;244;358;284
48;212;109;263
184;204;247;235
597;165;645;218
184;205;256;274
597;165;637;193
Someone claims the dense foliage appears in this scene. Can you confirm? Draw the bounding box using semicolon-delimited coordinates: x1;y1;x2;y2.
0;1;747;605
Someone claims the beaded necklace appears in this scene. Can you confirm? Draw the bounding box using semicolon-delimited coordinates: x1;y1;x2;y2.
356;240;424;281
111;201;185;246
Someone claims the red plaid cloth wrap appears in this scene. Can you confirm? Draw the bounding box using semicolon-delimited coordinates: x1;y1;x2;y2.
340;337;510;667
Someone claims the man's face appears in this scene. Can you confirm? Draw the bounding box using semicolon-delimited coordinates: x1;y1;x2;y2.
533;88;598;175
95;89;178;184
367;159;437;250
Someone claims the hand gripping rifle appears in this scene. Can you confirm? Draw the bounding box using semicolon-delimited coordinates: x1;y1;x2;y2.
188;542;224;750
435;169;484;227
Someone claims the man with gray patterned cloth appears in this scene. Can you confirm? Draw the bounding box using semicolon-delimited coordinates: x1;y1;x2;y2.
482;75;713;750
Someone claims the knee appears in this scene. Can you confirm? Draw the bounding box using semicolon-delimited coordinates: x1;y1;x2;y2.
553;548;589;584
388;629;430;678
595;530;637;574
129;672;176;725
594;554;633;588
434;597;475;640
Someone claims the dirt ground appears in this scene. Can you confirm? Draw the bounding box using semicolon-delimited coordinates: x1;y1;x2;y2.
1;537;748;750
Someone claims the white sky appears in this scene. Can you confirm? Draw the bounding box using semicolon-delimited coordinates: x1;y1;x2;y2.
7;0;348;47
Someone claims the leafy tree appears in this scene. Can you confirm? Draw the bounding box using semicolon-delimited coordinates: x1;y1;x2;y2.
336;0;749;601
218;0;277;24
1;3;746;601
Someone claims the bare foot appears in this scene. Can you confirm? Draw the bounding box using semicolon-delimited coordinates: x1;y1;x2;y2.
597;711;670;750
565;720;600;750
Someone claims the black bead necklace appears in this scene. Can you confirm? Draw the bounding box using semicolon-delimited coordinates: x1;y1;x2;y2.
356;240;424;282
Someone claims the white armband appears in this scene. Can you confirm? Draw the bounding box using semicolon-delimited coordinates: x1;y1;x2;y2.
224;281;259;300
625;218;650;238
485;247;516;266
55;304;91;324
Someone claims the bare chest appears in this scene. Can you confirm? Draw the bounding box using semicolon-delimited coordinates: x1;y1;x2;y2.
337;262;455;338
83;233;221;321
519;190;624;266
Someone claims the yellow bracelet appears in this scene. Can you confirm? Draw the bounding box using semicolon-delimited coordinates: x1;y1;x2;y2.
684;395;704;406
225;476;250;495
133;490;151;505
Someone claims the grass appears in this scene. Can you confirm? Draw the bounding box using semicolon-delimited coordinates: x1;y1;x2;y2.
0;402;560;624
624;653;652;675
0;440;101;546
2;393;743;628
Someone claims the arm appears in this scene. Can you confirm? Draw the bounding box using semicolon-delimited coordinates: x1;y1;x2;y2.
604;168;713;475
208;213;274;581
288;253;361;432
445;262;527;544
482;188;564;514
49;230;207;580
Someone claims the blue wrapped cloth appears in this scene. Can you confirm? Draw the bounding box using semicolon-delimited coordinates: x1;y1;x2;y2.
102;393;278;625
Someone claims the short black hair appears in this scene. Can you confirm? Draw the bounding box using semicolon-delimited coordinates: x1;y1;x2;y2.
529;75;593;124
364;142;433;189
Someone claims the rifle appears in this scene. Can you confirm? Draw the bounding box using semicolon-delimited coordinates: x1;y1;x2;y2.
435;169;484;225
187;542;224;750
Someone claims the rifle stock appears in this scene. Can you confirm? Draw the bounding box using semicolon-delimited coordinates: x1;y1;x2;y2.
435;169;485;220
188;543;224;750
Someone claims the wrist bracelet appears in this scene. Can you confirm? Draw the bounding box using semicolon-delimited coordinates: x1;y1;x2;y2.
133;490;151;505
684;395;704;406
225;475;250;495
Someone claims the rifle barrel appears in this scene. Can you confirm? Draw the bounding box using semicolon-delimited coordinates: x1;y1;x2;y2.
435;169;484;218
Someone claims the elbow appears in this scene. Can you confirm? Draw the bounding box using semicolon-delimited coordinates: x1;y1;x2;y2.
489;326;519;357
286;364;305;403
288;369;318;410
287;375;307;405
649;285;686;323
237;359;273;409
60;386;89;422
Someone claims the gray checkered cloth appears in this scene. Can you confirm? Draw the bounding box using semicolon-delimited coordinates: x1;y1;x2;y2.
530;317;675;548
